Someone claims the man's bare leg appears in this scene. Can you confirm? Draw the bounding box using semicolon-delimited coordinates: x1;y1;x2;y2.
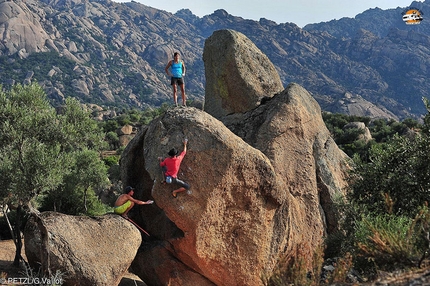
172;187;186;198
122;202;135;218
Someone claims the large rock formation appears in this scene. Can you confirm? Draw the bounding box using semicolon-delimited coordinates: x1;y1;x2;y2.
122;107;282;286
118;30;351;285
0;0;50;56
203;29;284;119
222;82;350;236
24;212;142;286
121;92;350;285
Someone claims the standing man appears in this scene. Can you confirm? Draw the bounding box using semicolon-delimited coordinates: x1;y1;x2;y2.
165;52;186;106
159;139;190;197
114;186;153;218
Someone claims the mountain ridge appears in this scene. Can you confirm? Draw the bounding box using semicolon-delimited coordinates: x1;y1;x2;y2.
0;0;429;120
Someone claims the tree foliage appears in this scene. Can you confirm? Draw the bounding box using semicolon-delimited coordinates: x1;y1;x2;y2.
323;108;430;277
322;112;421;160
0;83;108;207
0;83;68;204
37;149;110;215
0;83;111;265
350;133;430;217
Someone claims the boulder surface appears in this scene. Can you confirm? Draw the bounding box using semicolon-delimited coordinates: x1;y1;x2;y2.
24;212;142;286
121;101;349;285
203;29;284;119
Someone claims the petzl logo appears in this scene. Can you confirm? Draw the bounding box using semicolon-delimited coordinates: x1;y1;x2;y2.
402;7;423;25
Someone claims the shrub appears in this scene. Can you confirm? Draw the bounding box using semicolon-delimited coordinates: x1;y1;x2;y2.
38;186;109;216
350;134;430;217
355;214;418;269
103;155;119;167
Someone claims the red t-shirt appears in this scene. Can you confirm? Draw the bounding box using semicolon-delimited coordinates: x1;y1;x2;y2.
160;151;186;178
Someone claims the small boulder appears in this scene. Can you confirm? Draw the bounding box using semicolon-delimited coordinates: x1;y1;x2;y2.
117;124;134;136
24;212;141;286
343;121;372;142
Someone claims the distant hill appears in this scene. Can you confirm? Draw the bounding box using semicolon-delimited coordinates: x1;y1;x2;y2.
1;0;430;120
303;2;429;38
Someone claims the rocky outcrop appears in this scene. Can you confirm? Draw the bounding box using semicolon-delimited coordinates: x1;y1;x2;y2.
123;107;283;286
223;82;351;235
24;212;141;286
117;124;137;146
117;124;134;136
118;30;351;286
0;0;50;56
131;242;215;286
322;92;398;120
121;97;350;285
203;29;284;119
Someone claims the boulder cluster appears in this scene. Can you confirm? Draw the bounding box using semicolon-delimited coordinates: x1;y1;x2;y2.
25;29;351;286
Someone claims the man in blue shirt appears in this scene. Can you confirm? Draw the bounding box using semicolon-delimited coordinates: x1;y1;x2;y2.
165;52;187;106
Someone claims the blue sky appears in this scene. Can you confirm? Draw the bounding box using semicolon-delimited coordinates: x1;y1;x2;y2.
114;0;423;27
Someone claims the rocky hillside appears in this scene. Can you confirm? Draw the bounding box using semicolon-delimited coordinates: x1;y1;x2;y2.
1;0;430;119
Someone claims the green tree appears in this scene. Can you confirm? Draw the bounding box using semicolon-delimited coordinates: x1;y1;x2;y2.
349;133;430;217
422;96;430;134
57;97;107;151
106;131;120;149
39;149;110;215
102;119;120;133
0;83;109;268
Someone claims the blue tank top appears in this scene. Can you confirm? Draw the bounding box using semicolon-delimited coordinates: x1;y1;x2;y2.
171;61;183;78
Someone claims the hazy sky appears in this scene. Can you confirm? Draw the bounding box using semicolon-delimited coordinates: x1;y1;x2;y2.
114;0;423;27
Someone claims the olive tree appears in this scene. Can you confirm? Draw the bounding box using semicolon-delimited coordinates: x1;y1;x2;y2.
0;83;109;268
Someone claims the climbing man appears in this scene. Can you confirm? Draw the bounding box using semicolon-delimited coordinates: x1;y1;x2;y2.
114;186;153;218
165;51;186;106
158;138;190;198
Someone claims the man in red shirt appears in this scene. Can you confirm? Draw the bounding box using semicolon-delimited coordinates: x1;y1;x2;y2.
159;139;190;197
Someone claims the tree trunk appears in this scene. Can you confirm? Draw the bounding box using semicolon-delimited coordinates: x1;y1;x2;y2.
12;205;23;267
28;205;51;277
83;188;88;213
